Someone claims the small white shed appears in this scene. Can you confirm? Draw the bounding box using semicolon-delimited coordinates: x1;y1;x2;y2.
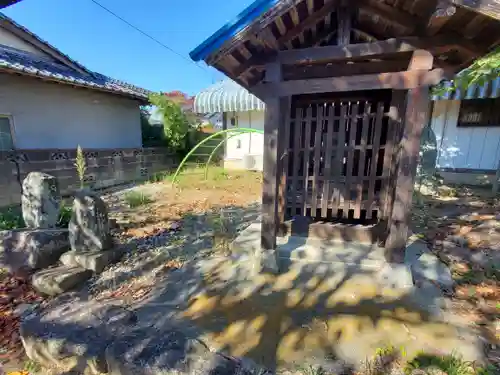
194;80;266;171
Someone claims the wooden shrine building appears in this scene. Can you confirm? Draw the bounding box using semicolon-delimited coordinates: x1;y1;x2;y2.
190;0;500;262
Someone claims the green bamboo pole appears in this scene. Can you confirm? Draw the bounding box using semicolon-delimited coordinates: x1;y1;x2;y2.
204;129;260;179
171;128;264;184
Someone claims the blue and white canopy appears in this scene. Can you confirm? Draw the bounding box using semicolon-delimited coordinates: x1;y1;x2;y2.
194;79;265;113
432;77;500;101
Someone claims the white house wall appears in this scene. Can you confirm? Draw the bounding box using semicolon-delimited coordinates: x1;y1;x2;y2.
224;110;265;170
0;73;142;149
431;100;500;171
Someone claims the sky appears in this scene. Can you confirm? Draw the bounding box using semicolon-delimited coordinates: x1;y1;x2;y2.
3;0;256;95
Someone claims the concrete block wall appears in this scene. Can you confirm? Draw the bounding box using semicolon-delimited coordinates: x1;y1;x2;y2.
0;148;177;207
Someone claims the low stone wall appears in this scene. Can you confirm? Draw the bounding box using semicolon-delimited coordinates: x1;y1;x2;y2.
0;148;177;207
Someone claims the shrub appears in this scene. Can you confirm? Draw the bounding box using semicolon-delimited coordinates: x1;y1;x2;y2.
124;191;153;208
0;207;24;230
0;205;73;230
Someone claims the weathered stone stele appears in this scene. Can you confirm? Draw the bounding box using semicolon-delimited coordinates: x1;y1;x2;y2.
0;229;69;273
21;172;61;229
69;189;112;252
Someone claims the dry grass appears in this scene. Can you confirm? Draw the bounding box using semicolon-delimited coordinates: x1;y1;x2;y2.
139;167;262;222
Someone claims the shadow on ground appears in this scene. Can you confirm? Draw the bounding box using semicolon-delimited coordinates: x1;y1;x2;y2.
21;202;484;374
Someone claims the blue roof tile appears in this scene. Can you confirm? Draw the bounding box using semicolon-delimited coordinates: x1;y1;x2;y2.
0;44;150;100
0;12;151;101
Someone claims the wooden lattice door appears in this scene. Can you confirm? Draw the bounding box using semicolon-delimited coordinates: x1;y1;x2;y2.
284;91;396;224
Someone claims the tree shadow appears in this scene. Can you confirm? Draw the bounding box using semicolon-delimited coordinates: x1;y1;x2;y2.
18;201;485;375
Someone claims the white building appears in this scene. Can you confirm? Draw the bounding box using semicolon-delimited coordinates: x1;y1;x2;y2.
0;12;148;151
194;79;265;171
195;78;500;186
430;78;500;185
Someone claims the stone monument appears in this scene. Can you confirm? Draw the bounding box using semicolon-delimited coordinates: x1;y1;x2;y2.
60;189;122;273
0;172;69;274
21;172;61;229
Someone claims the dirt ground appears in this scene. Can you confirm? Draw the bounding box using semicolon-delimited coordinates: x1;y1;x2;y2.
411;186;500;368
1;170;499;373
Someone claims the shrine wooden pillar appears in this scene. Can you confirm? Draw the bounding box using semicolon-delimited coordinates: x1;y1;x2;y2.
261;62;288;251
385;50;434;262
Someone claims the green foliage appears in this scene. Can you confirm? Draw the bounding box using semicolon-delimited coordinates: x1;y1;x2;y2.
0;207;24;230
0;205;72;230
405;353;475;375
375;345;398;358
149;93;192;153
24;358;42;373
299;364;327;375
141;106;165;147
433;47;500;96
124;190;154;208
57;205;73;228
75;145;87;189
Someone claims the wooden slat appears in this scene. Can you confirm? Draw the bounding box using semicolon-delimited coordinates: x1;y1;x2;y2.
322;104;335;218
344;102;358;217
254;69;444;97
336;104;348;212
385;86;432;262
448;0;500;21
311;105;324;214
283;60;409;80
290;107;303;216
275;16;288;36
276;38;415;65
358;0;417;32
276;0;338;47
278;96;292;228
337;3;352;45
355;102;371;218
366;102;385;220
302;106;313;216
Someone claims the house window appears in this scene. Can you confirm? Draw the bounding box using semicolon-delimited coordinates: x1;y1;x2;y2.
457;99;500;127
0;116;14;150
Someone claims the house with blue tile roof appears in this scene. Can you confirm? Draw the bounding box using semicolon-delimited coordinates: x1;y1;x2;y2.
0;12;151;151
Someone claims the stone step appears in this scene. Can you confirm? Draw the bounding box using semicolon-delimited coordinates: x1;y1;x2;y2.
60;247;124;273
32;265;92;296
277;235;386;269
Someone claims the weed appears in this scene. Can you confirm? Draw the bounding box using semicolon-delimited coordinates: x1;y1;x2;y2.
375;345;398;358
123;191;154;208
212;169;229;181
0;207;23;230
57;205;72;228
23;358;41;373
475;365;497;375
405;353;475;375
75;145;87;189
299;364;326;375
455;269;485;285
208;209;234;255
149;171;173;183
363;345;401;375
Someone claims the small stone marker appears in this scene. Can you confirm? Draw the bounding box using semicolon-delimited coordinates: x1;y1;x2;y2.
21;172;61;229
60;248;123;273
69;189;112;252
